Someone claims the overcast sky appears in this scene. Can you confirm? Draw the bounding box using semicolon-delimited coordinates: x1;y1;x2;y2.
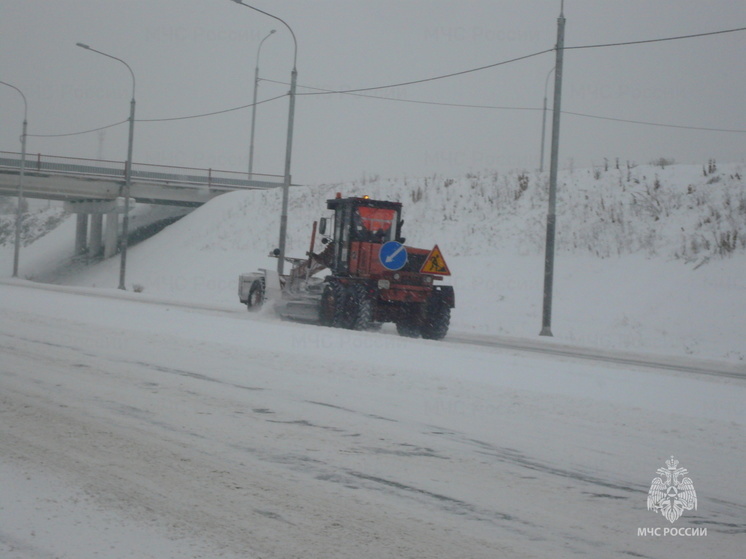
2;1;744;184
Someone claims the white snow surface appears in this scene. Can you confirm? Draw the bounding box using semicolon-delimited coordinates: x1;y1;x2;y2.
1;164;745;558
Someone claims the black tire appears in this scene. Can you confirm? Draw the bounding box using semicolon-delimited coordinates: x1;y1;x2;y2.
396;319;421;338
396;305;422;338
421;297;450;340
349;283;373;331
246;278;265;311
320;281;348;328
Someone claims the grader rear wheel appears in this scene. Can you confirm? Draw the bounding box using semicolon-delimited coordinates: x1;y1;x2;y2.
395;305;422;338
421;296;450;340
396;319;421;338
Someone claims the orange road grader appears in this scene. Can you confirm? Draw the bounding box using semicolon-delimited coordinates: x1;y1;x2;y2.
238;194;454;339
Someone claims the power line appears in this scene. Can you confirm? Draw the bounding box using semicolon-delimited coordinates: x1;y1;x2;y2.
295;48;555;96
265;78;542;112
297;26;746;97
31;45;548;135
563;110;746;133
269;79;746;134
27;94;287;138
565;26;746;50
138;93;287;123
29;119;127;138
31;83;745;137
272;24;746;132
24;25;746;138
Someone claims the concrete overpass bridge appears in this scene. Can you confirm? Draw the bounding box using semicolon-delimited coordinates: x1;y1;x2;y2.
0;151;283;258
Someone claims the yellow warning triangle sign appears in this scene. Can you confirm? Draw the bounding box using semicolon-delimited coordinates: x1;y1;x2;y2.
420;245;451;275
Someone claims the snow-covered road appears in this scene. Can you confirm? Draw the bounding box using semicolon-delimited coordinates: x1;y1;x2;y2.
1;282;744;558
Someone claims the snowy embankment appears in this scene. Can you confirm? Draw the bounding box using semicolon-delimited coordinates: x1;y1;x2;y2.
1;162;744;362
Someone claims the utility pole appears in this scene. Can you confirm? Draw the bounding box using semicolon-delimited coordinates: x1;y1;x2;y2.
540;1;565;336
0;81;28;278
231;1;298;277
277;66;297;276
16;106;27;277
539;66;554;174
120;91;136;290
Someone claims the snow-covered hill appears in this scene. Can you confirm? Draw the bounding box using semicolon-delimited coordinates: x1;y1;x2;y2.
2;163;744;362
316;162;745;260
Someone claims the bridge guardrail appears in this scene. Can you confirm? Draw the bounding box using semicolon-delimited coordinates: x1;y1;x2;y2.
0;151;283;191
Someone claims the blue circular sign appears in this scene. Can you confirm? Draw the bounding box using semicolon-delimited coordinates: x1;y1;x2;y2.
379;241;408;271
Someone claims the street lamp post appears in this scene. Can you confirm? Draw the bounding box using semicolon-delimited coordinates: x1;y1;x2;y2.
231;0;298;276
248;29;276;180
76;43;136;290
0;80;28;278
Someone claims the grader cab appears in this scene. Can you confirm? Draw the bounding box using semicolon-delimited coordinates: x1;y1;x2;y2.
238;194;454;340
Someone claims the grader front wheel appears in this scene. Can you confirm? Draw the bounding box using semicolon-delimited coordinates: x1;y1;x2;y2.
246;278;265;311
349;284;373;331
320;282;348;327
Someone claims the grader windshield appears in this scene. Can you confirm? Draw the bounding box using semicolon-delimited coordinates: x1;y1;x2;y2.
353;206;397;243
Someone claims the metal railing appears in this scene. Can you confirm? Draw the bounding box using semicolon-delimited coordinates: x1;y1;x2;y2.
0;151;283;191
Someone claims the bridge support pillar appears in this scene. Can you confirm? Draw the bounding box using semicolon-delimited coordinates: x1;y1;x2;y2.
104;212;118;259
65;199;120;259
75;214;89;255
89;214;103;258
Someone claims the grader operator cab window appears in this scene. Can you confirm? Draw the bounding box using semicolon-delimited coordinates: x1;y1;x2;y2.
352;206;397;243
